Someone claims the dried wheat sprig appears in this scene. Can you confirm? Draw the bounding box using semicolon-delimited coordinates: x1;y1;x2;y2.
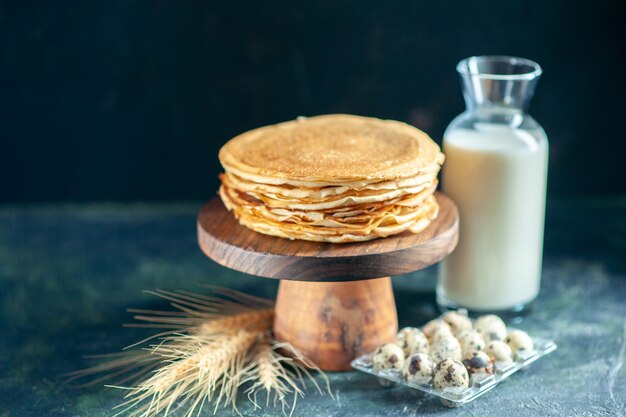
67;288;332;417
112;329;260;417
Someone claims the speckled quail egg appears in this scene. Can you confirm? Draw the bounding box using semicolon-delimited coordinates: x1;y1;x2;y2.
505;330;534;358
372;343;405;371
433;358;470;390
422;319;453;342
442;311;473;336
397;327;430;356
457;329;486;355
429;335;463;362
484;340;513;363
402;353;436;382
462;350;495;375
475;315;508;342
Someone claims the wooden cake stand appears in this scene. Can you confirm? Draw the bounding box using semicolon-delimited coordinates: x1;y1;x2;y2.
197;192;459;371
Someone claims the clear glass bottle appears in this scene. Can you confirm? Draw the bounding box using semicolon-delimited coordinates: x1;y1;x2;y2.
438;56;548;318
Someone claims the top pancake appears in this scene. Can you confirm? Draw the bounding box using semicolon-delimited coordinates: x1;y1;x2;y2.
219;114;443;184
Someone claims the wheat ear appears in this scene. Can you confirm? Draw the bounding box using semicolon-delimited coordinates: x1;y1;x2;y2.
112;329;260;417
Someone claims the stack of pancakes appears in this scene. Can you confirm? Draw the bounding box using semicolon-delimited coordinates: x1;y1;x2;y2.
218;114;444;243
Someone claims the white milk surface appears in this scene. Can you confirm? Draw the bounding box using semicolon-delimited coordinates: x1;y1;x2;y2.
439;124;548;310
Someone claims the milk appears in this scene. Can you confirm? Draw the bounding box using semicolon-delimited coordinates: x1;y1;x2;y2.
438;123;548;311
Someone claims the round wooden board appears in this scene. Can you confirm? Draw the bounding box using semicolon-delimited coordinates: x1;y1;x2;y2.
197;192;458;281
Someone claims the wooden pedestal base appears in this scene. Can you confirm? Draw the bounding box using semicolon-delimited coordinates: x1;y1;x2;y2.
274;277;398;371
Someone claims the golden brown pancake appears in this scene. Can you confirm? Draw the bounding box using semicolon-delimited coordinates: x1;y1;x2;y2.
219;114;444;184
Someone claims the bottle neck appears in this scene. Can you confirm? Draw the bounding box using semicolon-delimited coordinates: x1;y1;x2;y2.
457;56;542;116
461;76;537;114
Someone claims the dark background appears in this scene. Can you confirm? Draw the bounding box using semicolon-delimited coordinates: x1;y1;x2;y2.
1;0;624;203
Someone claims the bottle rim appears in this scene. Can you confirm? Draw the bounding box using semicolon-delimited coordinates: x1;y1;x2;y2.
457;56;542;81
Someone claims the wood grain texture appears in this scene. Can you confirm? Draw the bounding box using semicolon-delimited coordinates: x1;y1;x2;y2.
197;192;459;282
274;277;398;371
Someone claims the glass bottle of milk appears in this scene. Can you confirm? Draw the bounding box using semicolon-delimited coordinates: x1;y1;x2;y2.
438;56;548;318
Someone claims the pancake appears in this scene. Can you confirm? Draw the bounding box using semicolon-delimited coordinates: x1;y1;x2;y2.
221;186;439;243
220;184;436;229
220;171;436;200
216;114;444;243
219;114;444;184
227;180;437;211
222;158;443;188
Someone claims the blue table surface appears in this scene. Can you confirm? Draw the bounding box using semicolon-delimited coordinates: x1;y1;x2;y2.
0;196;624;416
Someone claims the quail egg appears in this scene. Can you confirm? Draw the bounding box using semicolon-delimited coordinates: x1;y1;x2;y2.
442;311;473;336
505;330;534;358
433;358;470;390
429;335;462;362
475;315;507;342
484;340;514;363
402;353;436;382
422;319;453;341
457;329;486;355
397;327;429;356
372;343;405;371
462;350;495;375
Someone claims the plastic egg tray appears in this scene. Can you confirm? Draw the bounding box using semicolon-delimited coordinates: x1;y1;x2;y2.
351;327;557;406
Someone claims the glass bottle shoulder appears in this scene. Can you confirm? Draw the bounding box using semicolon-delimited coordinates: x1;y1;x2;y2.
443;110;547;152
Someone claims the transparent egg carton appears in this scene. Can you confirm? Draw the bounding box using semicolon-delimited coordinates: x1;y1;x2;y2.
351;328;557;406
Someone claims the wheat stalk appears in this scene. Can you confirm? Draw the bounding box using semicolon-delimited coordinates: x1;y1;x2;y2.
67;288;331;416
112;329;259;417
